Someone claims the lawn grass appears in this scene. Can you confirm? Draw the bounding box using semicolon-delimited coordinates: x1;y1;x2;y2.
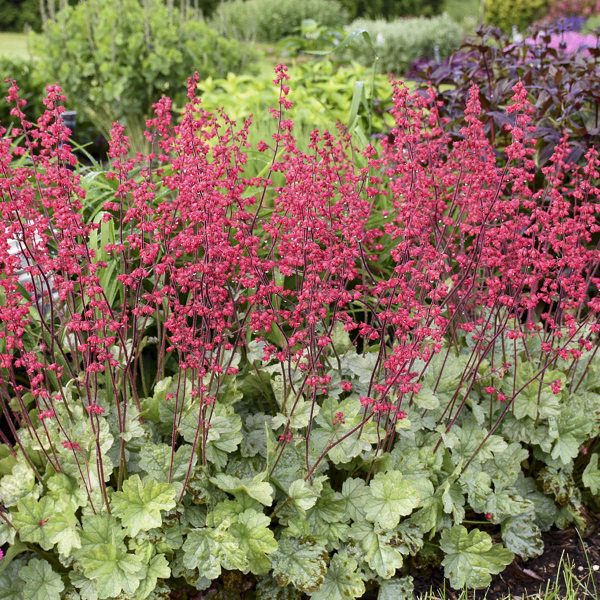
0;32;30;59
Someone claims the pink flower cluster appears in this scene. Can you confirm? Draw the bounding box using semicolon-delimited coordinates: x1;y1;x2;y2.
0;67;598;492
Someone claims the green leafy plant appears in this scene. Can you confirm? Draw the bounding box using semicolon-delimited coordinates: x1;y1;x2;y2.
347;14;464;74
338;0;444;20
31;0;255;143
197;60;394;170
484;0;550;31
0;0;43;31
211;0;348;42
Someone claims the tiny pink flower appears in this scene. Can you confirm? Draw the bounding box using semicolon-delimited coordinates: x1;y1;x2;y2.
333;411;345;425
341;381;353;392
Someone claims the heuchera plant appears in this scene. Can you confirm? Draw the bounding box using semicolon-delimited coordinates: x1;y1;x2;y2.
0;67;598;599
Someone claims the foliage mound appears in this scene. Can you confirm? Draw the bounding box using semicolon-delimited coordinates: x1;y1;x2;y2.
31;0;254;141
484;0;550;32
0;68;598;599
338;0;444;20
212;0;347;43
348;15;464;74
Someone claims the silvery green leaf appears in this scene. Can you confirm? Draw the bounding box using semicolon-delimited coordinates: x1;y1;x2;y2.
271;537;328;593
501;512;544;560
309;552;365;600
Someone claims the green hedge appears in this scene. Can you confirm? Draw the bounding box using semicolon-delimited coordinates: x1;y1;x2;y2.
0;0;42;31
348;14;464;74
212;0;348;42
483;0;550;31
338;0;444;20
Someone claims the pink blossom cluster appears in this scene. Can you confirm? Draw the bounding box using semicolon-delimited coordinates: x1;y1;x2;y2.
0;67;598;496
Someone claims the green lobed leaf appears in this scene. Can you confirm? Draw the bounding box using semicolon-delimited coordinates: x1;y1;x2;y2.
139;442;195;495
582;453;600;495
77;544;145;599
377;577;414;600
288;477;325;511
210;473;274;506
182;520;248;579
341;477;369;521
440;526;514;589
271;536;328;593
349;520;403;579
229;509;278;574
365;471;421;529
12;495;78;552
134;553;171;600
20;559;64;600
501;512;544;560
309;552;365;600
111;474;177;537
0;558;26;599
0;458;38;507
78;513;126;549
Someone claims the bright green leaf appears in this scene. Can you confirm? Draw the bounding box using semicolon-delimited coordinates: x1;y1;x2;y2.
583;453;600;495
288;478;324;511
13;496;59;551
210;473;273;506
20;559;64;600
365;471;420;529
440;526;514;589
349;520;403;579
77;544;145;599
229;509;278;574
111;474;176;536
341;477;369;521
134;553;171;600
309;552;365;600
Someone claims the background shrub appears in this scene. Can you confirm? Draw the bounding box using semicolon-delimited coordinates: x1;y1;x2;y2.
348;15;463;74
484;0;550;31
547;0;600;18
337;0;444;20
212;0;347;42
583;12;600;30
31;0;254;144
0;57;44;124
0;0;43;31
416;26;600;167
197;60;393;168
